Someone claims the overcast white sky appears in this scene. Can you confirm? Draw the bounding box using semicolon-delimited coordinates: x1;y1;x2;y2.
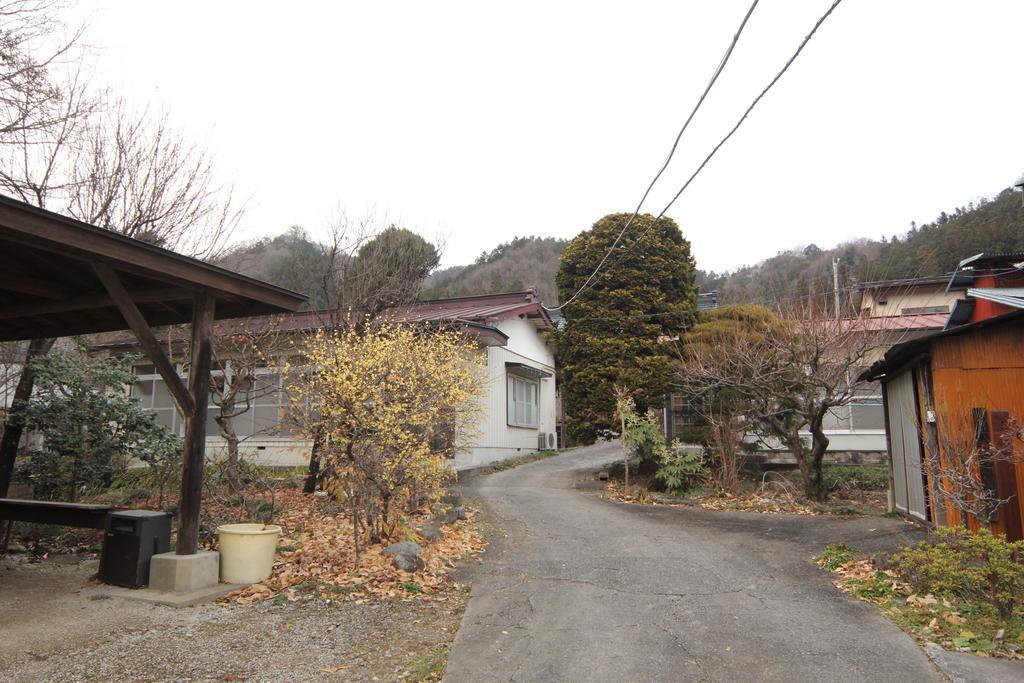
74;1;1024;274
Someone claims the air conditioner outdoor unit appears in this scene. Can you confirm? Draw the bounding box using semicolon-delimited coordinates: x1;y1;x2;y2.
538;432;556;451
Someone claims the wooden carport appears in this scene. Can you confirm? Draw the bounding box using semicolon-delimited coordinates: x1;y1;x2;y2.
0;194;306;554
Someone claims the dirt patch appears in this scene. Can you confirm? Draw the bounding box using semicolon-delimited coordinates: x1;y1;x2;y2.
598;466;889;517
1;554;473;682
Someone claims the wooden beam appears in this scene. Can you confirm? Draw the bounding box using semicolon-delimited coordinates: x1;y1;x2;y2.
93;263;195;416
177;291;215;556
0;270;75;300
0;202;307;311
0;287;191;321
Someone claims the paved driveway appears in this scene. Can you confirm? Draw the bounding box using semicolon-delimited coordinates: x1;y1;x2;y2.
445;442;940;682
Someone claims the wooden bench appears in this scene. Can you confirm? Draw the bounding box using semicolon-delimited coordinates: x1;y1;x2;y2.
0;498;113;553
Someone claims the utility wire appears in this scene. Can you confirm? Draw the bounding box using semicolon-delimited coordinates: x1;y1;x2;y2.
560;0;847;309
544;0;761;313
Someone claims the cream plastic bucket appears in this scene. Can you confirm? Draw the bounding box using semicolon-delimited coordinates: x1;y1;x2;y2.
217;523;282;584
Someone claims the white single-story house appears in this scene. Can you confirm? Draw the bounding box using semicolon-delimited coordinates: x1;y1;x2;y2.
98;290;557;472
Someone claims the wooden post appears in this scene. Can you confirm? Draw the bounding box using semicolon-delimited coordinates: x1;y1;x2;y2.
177;291;215;555
93;264;195;416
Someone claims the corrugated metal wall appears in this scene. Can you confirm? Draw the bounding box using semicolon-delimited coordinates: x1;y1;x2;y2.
925;321;1024;539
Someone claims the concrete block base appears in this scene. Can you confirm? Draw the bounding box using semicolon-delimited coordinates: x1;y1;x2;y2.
101;582;244;608
149;550;220;593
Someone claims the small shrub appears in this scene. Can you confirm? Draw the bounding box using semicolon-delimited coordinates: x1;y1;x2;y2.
890;527;1024;619
822;465;889;491
654;445;706;496
818;543;857;571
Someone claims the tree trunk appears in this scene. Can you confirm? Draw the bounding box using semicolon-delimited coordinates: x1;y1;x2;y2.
214;412;242;492
0;338;56;497
303;427;324;494
620;414;629;490
804;420;831;502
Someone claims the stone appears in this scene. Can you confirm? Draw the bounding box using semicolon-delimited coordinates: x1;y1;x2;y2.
452;506;466;521
148;550;220;593
434;508;458;525
383;541;421;557
418;526;445;542
393;552;425;572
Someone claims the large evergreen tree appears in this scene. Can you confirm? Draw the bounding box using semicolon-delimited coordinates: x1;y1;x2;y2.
555;213;697;444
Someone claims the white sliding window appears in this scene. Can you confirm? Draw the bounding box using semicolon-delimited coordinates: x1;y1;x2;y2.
507;373;539;428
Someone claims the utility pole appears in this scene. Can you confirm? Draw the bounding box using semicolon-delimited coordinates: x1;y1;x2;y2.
832;256;841;319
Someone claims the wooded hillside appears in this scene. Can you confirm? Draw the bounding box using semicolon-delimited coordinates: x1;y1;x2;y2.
420;236;567;303
702;187;1024;308
216;186;1024;309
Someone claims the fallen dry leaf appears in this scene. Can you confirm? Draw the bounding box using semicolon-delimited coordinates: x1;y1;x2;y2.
218;488;485;605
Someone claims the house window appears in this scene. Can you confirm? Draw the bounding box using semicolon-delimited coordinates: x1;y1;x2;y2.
821;376;884;431
132;364;185;435
507;374;539;428
132;364;290;439
901;305;949;315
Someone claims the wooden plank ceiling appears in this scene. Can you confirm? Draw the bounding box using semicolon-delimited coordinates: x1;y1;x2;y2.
0;195;306;342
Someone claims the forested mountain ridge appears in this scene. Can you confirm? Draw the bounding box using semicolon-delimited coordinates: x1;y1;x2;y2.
702;187;1024;307
217;186;1024;310
420;236;568;303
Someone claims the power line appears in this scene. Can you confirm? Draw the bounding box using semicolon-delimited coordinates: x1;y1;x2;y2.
564;0;847;308
544;0;761;313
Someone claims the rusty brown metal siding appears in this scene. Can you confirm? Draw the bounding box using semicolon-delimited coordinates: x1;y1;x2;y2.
926;320;1024;539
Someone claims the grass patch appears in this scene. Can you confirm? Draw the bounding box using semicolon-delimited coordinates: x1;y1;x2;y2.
818;543;857;571
474;449;564;475
405;645;451;681
819;542;1024;659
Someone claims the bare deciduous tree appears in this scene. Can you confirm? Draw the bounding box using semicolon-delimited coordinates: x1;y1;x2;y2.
67;101;243;259
0;6;246;495
207;318;291;492
680;304;897;501
312;210;441;327
925;410;1024;526
0;0;88;144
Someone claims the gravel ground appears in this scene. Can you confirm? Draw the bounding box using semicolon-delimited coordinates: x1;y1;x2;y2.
1;555;469;682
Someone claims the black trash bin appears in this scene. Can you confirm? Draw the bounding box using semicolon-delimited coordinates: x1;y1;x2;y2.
99;510;171;588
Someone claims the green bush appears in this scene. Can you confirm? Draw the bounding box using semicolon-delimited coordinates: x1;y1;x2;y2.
890;527;1024;619
654;445;705;496
17;351;181;501
822;465;889;491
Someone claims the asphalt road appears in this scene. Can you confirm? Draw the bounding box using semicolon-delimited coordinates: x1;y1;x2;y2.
444;442;941;682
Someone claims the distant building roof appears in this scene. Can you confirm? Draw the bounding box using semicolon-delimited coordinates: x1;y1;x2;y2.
95;290;551;350
697;291;720;311
853;275;952;291
393;290;552;328
862;309;1024;381
845;313;950;333
946;252;1024;292
966;287;1024;311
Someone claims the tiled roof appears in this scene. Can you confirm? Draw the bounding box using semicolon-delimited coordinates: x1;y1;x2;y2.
391;290;551;326
845;313;950;332
94;290;550;348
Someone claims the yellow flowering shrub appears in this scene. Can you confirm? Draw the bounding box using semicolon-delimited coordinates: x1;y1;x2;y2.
288;323;486;545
